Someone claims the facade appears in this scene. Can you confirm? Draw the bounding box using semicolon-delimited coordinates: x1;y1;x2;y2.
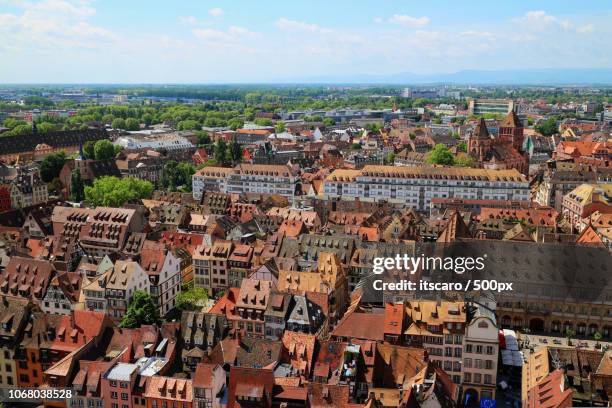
468;98;515;115
193;363;226;408
140;241;182;316
322;165;529;211
462;305;499;402
192;241;233;294
192;164;299;201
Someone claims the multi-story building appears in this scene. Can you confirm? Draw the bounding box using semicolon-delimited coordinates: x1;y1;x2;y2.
234;279;273;338
227;244;254;289
322;166;530;211
468;98;514;115
140;241;182;316
405;301;466;385
191;167;234;201
83;260;150;320
181;312;228;371
561;183;611;230
193;363;226;408
462;304;499;402
115;150;164;184
144;376;193;408
115;133;195;152
226;164;298;197
192;164;299;201
52;206;144;258
192;241;233;294
10;171;48;209
0;298;31;389
278;252;348;325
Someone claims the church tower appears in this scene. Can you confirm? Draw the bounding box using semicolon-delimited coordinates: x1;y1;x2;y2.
468;118;491;162
498;110;524;152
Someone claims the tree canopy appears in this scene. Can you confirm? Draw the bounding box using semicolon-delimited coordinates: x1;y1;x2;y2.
160;161;196;192
175;286;208;311
426;144;455;165
120;291;160;328
85;176;153;207
40;151;66;183
93;140;116;160
535;116;559;136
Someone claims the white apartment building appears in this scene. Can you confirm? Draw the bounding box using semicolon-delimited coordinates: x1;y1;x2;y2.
82;260;150;320
463;305;499;402
192;166;234;201
140;242;182;316
322;166;529;211
192;163;298;201
114;133;194;151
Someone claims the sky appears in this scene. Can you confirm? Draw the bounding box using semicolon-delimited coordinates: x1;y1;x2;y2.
0;0;611;83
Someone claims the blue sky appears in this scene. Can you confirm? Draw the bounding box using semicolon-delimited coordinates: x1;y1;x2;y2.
0;0;611;83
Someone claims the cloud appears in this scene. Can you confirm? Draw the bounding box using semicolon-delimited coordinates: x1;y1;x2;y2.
208;7;224;17
179;15;198;25
513;10;598;36
388;14;430;27
193;25;259;42
27;0;96;17
276;17;332;34
0;0;117;52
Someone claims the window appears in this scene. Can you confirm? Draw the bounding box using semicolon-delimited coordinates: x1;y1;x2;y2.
465;344;473;353
486;346;494;355
476;345;483;354
474;373;482;384
121;393;128;401
484;374;493;384
485;360;493;370
475;359;483;369
464;358;472;368
464;372;472;383
111;392;117;399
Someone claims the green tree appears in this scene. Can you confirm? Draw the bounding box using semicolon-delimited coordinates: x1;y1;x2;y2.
228;118;244;130
120;290;160;328
565;328;576;345
594;331;602;346
37;122;56;133
323;118;335;127
111;118;126;129
214;140;229;165
453;154;475;167
85;176;153;207
176;286;208;311
177;119;200;131
40;151;66;182
427;144;454;165
94;140;116;160
228;136;242;163
457;141;467;152
102;114;114;124
195;131;211;146
386;152;396;165
535;116;559;136
142;113;153;126
254;118;273;126
70;169;85;202
124;117;140;131
350;143;362;150
160;161;196;191
83;141;96;159
275;121;285;133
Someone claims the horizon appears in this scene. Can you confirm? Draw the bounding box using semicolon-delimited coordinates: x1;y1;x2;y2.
1;0;612;83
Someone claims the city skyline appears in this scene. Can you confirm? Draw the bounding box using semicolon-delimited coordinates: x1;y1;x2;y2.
1;0;612;83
